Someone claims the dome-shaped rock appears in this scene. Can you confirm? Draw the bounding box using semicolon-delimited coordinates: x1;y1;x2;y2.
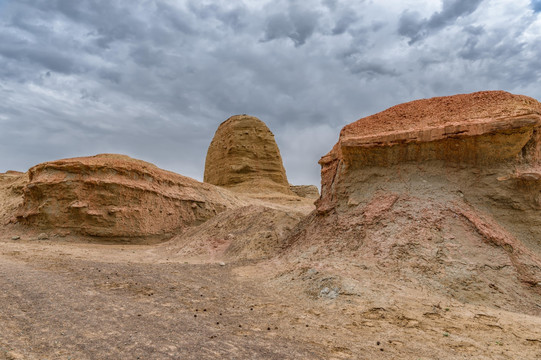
204;115;292;195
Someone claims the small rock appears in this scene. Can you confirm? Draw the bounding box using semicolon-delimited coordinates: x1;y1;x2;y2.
11;236;20;240
219;262;226;266
319;287;339;299
37;233;49;240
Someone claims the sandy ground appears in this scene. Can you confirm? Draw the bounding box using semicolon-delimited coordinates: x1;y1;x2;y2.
1;237;540;360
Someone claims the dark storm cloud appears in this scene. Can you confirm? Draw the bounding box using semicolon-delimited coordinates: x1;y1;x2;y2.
0;0;540;186
261;2;321;46
399;0;484;44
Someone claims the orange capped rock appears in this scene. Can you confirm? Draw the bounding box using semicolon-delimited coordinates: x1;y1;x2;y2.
318;91;541;212
281;91;541;309
204;115;292;195
16;154;242;242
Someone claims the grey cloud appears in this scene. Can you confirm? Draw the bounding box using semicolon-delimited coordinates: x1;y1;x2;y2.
1;0;540;187
397;10;424;43
332;12;357;35
187;0;248;31
399;0;484;44
427;0;484;29
262;4;320;47
322;0;337;11
0;44;83;75
343;55;397;78
130;46;164;68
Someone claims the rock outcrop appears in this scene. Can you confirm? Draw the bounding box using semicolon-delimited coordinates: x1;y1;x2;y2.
289;185;320;199
15;154;242;242
282;91;541;315
318;90;541;213
204;115;293;195
0;171;28;226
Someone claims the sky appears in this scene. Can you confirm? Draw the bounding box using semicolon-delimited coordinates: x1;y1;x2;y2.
1;0;541;186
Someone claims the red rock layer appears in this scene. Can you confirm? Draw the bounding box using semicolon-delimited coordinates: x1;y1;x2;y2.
318;91;541;213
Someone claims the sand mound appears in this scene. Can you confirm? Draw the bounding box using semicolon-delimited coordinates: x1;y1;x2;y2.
15;154;243;242
156;205;306;261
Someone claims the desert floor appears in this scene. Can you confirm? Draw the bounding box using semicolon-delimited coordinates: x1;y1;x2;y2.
1;237;540;360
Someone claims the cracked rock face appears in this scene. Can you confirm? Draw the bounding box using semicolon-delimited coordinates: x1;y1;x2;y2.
204;115;292;195
15;154;242;242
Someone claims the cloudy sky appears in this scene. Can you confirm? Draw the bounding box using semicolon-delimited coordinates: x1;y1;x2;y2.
1;0;541;186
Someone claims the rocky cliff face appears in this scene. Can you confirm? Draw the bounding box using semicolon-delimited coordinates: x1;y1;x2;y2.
282;91;541;314
0;171;27;226
318;91;541;214
204;115;293;195
15;154;242;241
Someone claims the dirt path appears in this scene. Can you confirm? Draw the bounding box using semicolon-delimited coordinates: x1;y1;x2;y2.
0;247;326;359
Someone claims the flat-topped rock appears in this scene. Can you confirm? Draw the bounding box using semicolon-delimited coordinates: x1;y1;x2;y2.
319;91;541;213
15;154;243;241
204;115;293;195
321;91;541;169
281;91;541;309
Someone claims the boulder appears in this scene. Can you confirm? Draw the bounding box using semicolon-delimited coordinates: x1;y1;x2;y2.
16;154;242;242
204;115;293;195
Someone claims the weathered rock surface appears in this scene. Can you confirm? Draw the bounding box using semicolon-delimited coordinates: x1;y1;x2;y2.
0;171;28;226
289;185;320;199
15;154;243;241
204;115;293;195
282;91;541;315
157;205;307;261
318;91;541;213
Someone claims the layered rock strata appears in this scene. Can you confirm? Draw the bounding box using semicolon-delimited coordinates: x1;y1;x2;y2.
15;154;242;241
0;171;28;226
318;91;541;214
204;115;293;195
282;91;541;313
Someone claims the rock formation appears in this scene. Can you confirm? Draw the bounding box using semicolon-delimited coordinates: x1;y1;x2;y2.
204;115;293;195
282;91;541;314
15;154;242;242
289;185;319;199
0;171;27;226
318;90;541;213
